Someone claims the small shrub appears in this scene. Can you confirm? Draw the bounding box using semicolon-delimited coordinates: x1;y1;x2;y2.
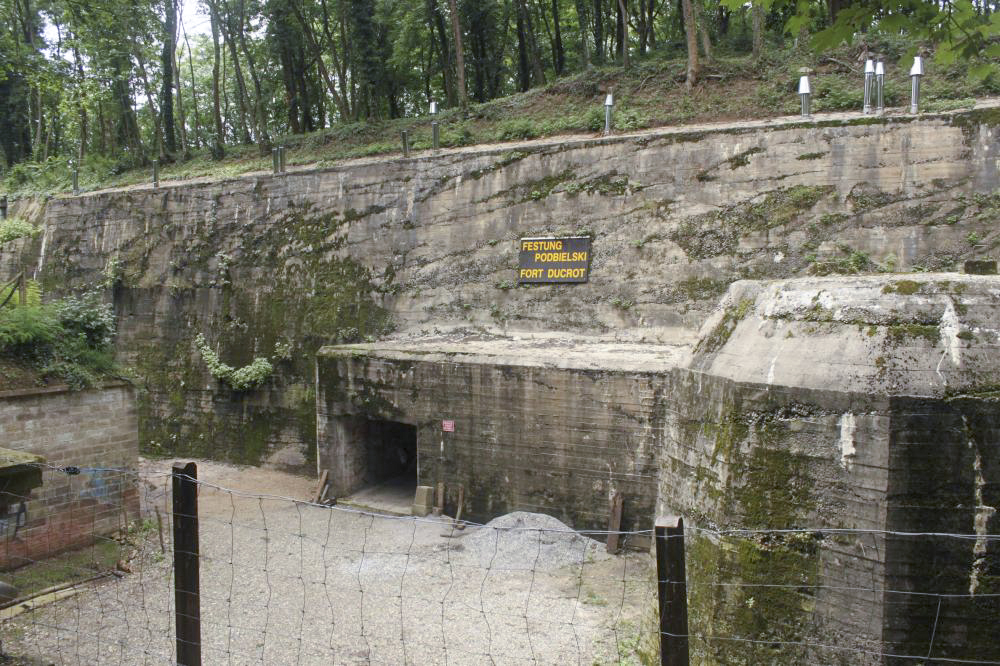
0;217;41;244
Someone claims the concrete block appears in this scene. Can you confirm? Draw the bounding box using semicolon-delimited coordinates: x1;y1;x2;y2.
411;485;435;517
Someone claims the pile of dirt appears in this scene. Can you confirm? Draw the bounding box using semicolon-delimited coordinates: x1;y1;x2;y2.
461;511;611;571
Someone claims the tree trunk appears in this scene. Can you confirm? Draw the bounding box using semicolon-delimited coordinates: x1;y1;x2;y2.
181;16;203;149
617;0;629;67
72;38;87;159
209;1;226;157
551;0;565;75
207;0;251;144
515;3;531;91
575;0;591;68
515;0;546;86
447;0;468;108
314;0;353;121
136;52;165;158
682;0;698;88
160;0;177;155
428;0;456;107
237;0;270;150
696;0;711;63
172;6;189;157
592;0;604;64
637;0;647;55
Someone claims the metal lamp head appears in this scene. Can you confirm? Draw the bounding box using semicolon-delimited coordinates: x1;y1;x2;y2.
429;101;438;115
798;76;811;117
865;59;875;75
875;61;885;76
605;93;614;108
910;56;924;77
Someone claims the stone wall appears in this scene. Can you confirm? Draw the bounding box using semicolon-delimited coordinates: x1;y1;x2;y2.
5;108;1000;467
0;384;140;569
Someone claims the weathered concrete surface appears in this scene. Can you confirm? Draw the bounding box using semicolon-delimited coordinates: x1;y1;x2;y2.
316;338;686;535
5;107;1000;467
660;275;1000;664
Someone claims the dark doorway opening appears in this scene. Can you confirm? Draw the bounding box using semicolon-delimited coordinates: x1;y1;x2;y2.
364;420;417;486
346;419;417;514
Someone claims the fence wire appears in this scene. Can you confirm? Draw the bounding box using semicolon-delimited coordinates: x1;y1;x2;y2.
0;463;654;665
0;460;997;665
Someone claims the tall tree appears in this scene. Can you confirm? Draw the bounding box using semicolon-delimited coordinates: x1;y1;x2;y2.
349;0;381;119
161;0;178;154
682;0;698;87
209;0;226;157
446;0;467;108
592;0;604;64
616;0;629;67
574;0;591;67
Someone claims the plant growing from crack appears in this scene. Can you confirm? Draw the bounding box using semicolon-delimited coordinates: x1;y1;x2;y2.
195;334;274;391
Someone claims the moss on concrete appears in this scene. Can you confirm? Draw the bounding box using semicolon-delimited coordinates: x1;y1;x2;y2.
696;298;754;355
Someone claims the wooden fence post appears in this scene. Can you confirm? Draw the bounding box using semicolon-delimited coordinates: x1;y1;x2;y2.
172;462;201;666
656;515;689;666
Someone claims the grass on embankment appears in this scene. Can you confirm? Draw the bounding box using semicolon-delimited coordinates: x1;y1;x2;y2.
2;40;996;198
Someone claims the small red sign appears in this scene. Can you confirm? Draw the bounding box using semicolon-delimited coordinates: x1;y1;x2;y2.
441;420;455;432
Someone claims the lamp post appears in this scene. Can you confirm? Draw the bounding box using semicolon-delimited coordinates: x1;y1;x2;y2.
430;101;440;150
798;75;811;117
910;56;924;114
604;91;614;136
875;61;885;115
863;59;875;114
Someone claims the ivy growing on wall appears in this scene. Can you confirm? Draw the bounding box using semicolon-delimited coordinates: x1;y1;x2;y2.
194;334;274;391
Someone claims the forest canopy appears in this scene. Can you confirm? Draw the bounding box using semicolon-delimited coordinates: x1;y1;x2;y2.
1;0;999;180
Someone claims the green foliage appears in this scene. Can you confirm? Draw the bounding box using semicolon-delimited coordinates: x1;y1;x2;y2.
0;217;40;244
0;278;41;307
0;306;60;352
194;334;274;391
0;292;118;389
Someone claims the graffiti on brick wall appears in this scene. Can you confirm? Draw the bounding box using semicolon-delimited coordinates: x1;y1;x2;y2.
80;472;111;501
0;502;27;539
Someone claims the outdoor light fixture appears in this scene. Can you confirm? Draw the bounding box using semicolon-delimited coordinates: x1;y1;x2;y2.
798;75;811;117
863;59;875;114
910;56;924;114
875;61;885;115
604;91;614;136
429;101;438;115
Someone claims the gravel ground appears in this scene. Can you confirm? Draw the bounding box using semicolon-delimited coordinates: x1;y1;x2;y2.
2;460;655;665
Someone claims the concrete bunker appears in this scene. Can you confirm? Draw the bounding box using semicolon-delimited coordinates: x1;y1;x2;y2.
316;273;1000;664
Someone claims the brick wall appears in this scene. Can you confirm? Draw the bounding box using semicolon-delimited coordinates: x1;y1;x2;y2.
0;383;139;569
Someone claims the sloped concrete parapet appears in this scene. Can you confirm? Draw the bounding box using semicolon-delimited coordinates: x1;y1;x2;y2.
662;273;1000;664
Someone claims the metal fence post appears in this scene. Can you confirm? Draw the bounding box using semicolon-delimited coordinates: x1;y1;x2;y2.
152;159;159;188
401;130;410;157
432;121;440;150
656;516;689;666
272;147;279;174
0;196;7;220
279;145;287;173
173;462;201;666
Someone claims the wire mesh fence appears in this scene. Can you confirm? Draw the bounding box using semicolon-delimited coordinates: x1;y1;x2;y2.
0;459;997;665
0;460;656;665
